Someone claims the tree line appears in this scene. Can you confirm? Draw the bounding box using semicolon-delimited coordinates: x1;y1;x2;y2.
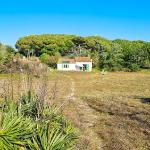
1;34;150;72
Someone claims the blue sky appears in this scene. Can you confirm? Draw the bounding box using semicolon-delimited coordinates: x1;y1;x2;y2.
0;0;150;47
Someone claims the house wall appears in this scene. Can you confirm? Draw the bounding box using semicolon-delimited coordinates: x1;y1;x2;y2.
57;62;92;71
76;62;92;72
57;63;76;71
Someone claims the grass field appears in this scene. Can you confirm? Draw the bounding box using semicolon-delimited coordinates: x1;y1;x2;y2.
0;71;150;150
54;71;150;150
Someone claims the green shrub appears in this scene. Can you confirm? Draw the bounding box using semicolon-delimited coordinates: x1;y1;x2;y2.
0;43;15;73
40;53;59;68
129;63;140;72
144;59;150;68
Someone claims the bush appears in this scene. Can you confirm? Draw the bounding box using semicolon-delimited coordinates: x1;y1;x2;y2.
40;53;59;68
144;59;150;69
129;63;140;72
0;44;15;73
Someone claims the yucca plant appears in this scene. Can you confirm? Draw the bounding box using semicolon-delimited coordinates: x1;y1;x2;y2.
19;92;39;119
0;111;33;150
0;92;78;150
28;121;77;150
28;124;66;150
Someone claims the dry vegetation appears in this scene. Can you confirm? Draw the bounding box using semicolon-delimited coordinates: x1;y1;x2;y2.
0;70;150;150
56;71;150;150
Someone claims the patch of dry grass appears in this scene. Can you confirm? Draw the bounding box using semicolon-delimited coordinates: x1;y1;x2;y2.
84;96;150;150
68;71;150;150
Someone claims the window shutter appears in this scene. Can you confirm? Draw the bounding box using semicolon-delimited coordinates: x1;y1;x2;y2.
87;64;89;71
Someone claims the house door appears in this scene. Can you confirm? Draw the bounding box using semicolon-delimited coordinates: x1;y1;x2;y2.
83;64;87;71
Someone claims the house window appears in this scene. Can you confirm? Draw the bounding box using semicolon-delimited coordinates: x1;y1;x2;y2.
63;64;69;68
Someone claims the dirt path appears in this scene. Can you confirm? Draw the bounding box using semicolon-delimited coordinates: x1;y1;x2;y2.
63;75;102;150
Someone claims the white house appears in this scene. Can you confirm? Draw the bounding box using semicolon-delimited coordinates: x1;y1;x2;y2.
57;57;92;71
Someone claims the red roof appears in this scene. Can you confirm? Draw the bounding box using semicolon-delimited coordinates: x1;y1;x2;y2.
58;57;92;63
58;58;75;63
75;57;92;62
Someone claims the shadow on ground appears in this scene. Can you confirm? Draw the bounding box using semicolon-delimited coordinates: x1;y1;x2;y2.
140;98;150;104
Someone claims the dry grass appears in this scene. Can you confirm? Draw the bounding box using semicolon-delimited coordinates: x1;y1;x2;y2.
48;71;150;150
64;71;150;150
0;71;150;150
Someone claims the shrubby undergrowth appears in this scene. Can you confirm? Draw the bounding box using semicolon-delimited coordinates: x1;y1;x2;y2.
0;43;15;73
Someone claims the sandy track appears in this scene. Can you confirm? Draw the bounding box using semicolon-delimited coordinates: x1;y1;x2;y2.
63;75;102;150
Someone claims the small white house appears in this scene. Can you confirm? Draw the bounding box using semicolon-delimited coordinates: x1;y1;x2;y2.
57;57;92;71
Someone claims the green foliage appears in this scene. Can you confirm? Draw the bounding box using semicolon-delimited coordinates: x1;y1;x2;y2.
0;43;15;73
15;34;111;57
40;53;60;68
141;42;150;68
28;126;67;150
129;63;140;72
15;34;150;71
112;39;150;71
16;34;75;57
0;111;33;150
84;36;111;51
0;92;78;150
19;92;39;119
40;53;50;63
27;120;77;150
99;43;124;71
90;51;99;68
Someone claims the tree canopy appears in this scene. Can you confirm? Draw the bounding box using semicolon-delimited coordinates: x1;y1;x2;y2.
15;34;150;71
